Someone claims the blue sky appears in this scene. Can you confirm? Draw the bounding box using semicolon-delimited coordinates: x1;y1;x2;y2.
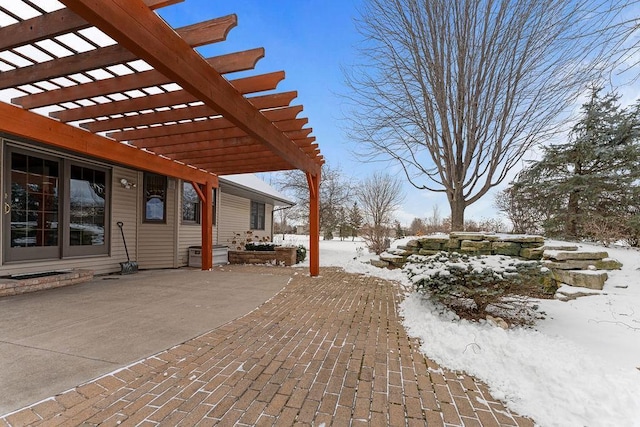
156;1;530;227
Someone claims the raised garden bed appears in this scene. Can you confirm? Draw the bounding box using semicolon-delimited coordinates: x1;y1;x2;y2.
0;269;94;298
228;246;297;266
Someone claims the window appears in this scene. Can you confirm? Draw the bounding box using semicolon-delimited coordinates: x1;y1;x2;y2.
67;164;107;254
182;182;200;224
250;201;265;230
144;173;167;223
8;152;60;255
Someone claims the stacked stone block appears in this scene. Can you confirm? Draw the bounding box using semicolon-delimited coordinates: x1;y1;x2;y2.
543;250;622;290
377;233;623;291
379;233;546;268
0;269;94;298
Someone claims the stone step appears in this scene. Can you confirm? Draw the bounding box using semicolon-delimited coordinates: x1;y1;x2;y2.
552;270;608;290
543;250;608;261
544;259;623;270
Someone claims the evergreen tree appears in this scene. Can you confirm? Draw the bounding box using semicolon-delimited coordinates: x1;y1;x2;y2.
394;221;405;239
510;87;640;242
348;202;363;241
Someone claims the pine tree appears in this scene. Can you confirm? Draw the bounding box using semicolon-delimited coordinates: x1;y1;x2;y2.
348;202;363;241
510;87;640;242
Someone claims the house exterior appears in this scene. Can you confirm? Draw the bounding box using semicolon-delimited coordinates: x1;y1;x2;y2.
0;0;322;280
0;133;293;276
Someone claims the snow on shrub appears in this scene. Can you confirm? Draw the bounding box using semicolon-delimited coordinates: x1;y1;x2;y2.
403;251;556;324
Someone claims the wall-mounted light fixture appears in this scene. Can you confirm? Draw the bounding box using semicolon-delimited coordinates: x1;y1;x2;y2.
120;178;136;189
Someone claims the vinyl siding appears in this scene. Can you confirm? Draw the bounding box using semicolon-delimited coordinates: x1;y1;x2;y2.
176;181;217;266
218;192;274;249
136;175;177;269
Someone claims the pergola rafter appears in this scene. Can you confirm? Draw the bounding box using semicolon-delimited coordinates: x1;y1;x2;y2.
49;71;286;122
12;48;266;110
0;0;322;275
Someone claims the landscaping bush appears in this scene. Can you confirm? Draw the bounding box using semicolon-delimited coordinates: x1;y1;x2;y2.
245;243;277;251
403;251;556;325
296;245;307;263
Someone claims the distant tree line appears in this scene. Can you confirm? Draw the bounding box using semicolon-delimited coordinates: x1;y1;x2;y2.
275;165;404;254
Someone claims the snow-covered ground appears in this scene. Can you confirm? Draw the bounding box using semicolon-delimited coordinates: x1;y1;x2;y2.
274;234;640;427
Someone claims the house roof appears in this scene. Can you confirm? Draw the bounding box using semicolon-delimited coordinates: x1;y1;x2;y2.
0;0;323;184
220;174;294;207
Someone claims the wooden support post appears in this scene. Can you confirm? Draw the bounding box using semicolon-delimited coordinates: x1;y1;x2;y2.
200;179;214;270
306;171;321;276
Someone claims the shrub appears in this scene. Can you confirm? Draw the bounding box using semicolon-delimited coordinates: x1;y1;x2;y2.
245;243;277;251
296;245;307;263
403;251;556;324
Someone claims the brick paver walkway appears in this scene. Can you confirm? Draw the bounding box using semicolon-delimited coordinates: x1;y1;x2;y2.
1;266;533;426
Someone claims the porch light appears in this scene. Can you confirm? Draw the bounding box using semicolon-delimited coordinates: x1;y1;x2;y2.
120;178;136;189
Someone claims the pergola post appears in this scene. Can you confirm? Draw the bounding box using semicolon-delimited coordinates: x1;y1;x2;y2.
193;180;214;270
306;171;321;276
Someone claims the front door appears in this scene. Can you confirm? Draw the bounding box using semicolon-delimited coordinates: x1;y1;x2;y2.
3;148;61;262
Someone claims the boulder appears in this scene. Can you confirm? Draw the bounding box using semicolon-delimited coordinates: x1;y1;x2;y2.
502;235;545;244
520;247;544;260
405;239;420;248
545;258;623;271
370;259;390;268
543;244;578;251
491;241;521;257
460;240;492;254
544;250;608;261
552;270;608;290
594;258;623;270
445;238;461;250
449;232;487;241
418;249;440;256
418;240;446;250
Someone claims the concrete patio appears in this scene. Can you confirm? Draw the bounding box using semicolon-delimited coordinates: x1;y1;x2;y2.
0;265;532;426
0;267;289;416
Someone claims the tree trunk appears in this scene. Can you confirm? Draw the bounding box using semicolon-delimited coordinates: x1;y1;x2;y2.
566;190;579;237
450;195;466;232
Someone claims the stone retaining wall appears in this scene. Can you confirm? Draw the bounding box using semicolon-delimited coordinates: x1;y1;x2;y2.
0;269;94;298
377;233;623;290
381;232;545;267
228;247;297;266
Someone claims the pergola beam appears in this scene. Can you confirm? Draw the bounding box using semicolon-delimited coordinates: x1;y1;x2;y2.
0;15;238;90
61;0;320;176
0;101;216;186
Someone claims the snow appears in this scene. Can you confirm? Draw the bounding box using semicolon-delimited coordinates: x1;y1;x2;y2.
275;234;640;427
220;174;293;205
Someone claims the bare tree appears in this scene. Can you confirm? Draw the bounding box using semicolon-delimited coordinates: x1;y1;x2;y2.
276;164;353;239
344;0;631;230
409;217;425;235
357;172;405;254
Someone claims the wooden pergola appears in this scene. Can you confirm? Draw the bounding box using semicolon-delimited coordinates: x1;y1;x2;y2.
0;0;323;275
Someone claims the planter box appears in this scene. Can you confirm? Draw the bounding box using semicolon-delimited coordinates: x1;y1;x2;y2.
228;247;297;266
188;245;229;268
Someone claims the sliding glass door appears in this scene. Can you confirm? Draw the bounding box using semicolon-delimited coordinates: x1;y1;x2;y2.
3;145;110;262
